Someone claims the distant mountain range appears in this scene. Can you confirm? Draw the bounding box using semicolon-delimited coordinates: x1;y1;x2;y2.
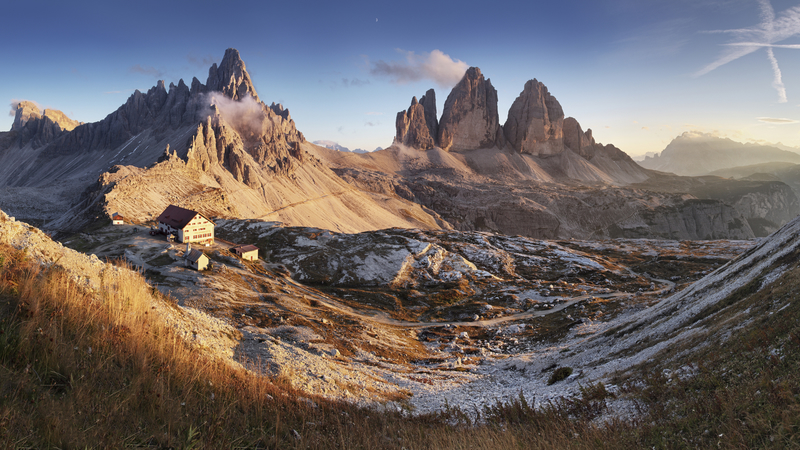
311;140;376;154
639;132;800;176
0;48;797;239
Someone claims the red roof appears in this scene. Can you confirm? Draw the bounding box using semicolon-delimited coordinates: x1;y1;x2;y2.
156;205;214;230
112;214;124;220
233;244;259;253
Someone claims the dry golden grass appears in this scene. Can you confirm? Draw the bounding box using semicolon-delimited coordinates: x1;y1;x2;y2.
2;238;798;449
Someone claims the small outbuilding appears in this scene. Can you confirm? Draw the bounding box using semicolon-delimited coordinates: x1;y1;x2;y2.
185;248;209;271
232;244;259;261
112;213;124;225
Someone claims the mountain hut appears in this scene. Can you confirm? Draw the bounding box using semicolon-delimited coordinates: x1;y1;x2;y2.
156;205;215;244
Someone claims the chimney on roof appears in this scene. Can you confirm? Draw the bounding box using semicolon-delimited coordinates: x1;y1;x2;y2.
186;242;190;255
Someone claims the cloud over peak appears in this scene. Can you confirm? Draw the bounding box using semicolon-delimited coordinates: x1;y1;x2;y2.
8;99;42;117
370;49;468;88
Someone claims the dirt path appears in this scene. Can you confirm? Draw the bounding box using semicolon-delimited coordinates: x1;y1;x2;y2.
256;189;354;219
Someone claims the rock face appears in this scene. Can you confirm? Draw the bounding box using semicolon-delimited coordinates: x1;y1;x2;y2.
420;89;438;141
11;101;42;131
562;117;596;159
438;67;502;152
394;89;439;150
185;109;305;188
9;102;81;148
503;79;564;155
613;199;754;240
395;96;436;150
205;48;261;102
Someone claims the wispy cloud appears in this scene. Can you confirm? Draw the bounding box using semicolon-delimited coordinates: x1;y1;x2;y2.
129;64;164;78
757;116;799;123
187;53;216;69
342;78;370;87
697;0;800;102
369;49;468;88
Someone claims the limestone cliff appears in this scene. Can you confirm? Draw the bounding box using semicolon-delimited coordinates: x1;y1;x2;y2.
438;67;503;152
612;199;754;240
205;48;261;102
9;101;81;148
395;96;436;150
503;79;564;155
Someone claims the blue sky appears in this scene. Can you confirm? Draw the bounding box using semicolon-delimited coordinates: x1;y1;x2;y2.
4;0;800;157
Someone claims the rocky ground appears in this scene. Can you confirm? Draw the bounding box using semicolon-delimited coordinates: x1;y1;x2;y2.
50;215;753;414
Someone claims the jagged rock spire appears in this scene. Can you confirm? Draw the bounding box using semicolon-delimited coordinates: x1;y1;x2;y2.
420;89;438;141
395;94;437;150
205;48;260;102
503;79;565;155
437;67;502;152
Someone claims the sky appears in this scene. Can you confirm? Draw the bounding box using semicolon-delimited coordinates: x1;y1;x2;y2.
4;0;800;158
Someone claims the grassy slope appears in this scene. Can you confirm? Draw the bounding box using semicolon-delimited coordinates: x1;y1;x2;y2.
0;231;799;447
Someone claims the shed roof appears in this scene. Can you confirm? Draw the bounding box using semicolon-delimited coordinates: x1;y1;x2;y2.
185;249;206;263
233;244;259;253
112;214;124;220
156;205;214;230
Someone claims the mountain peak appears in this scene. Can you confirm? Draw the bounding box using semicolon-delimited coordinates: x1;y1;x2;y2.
205;48;260;102
438;66;501;152
11;101;42;131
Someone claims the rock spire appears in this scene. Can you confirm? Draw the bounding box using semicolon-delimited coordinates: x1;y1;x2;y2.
438;67;503;152
205;48;260;102
503;79;565;155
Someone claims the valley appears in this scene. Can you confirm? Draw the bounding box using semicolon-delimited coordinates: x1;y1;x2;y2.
55;216;753;412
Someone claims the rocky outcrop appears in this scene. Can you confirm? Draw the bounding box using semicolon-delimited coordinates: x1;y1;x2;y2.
205;48;261;102
612;199;754;240
395;89;439;150
563;117;595;159
438;67;502;152
9;102;81;148
692;179;800;237
503;79;564;156
420;89;438;142
11;101;42;131
395;96;436;150
185;107;305;188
